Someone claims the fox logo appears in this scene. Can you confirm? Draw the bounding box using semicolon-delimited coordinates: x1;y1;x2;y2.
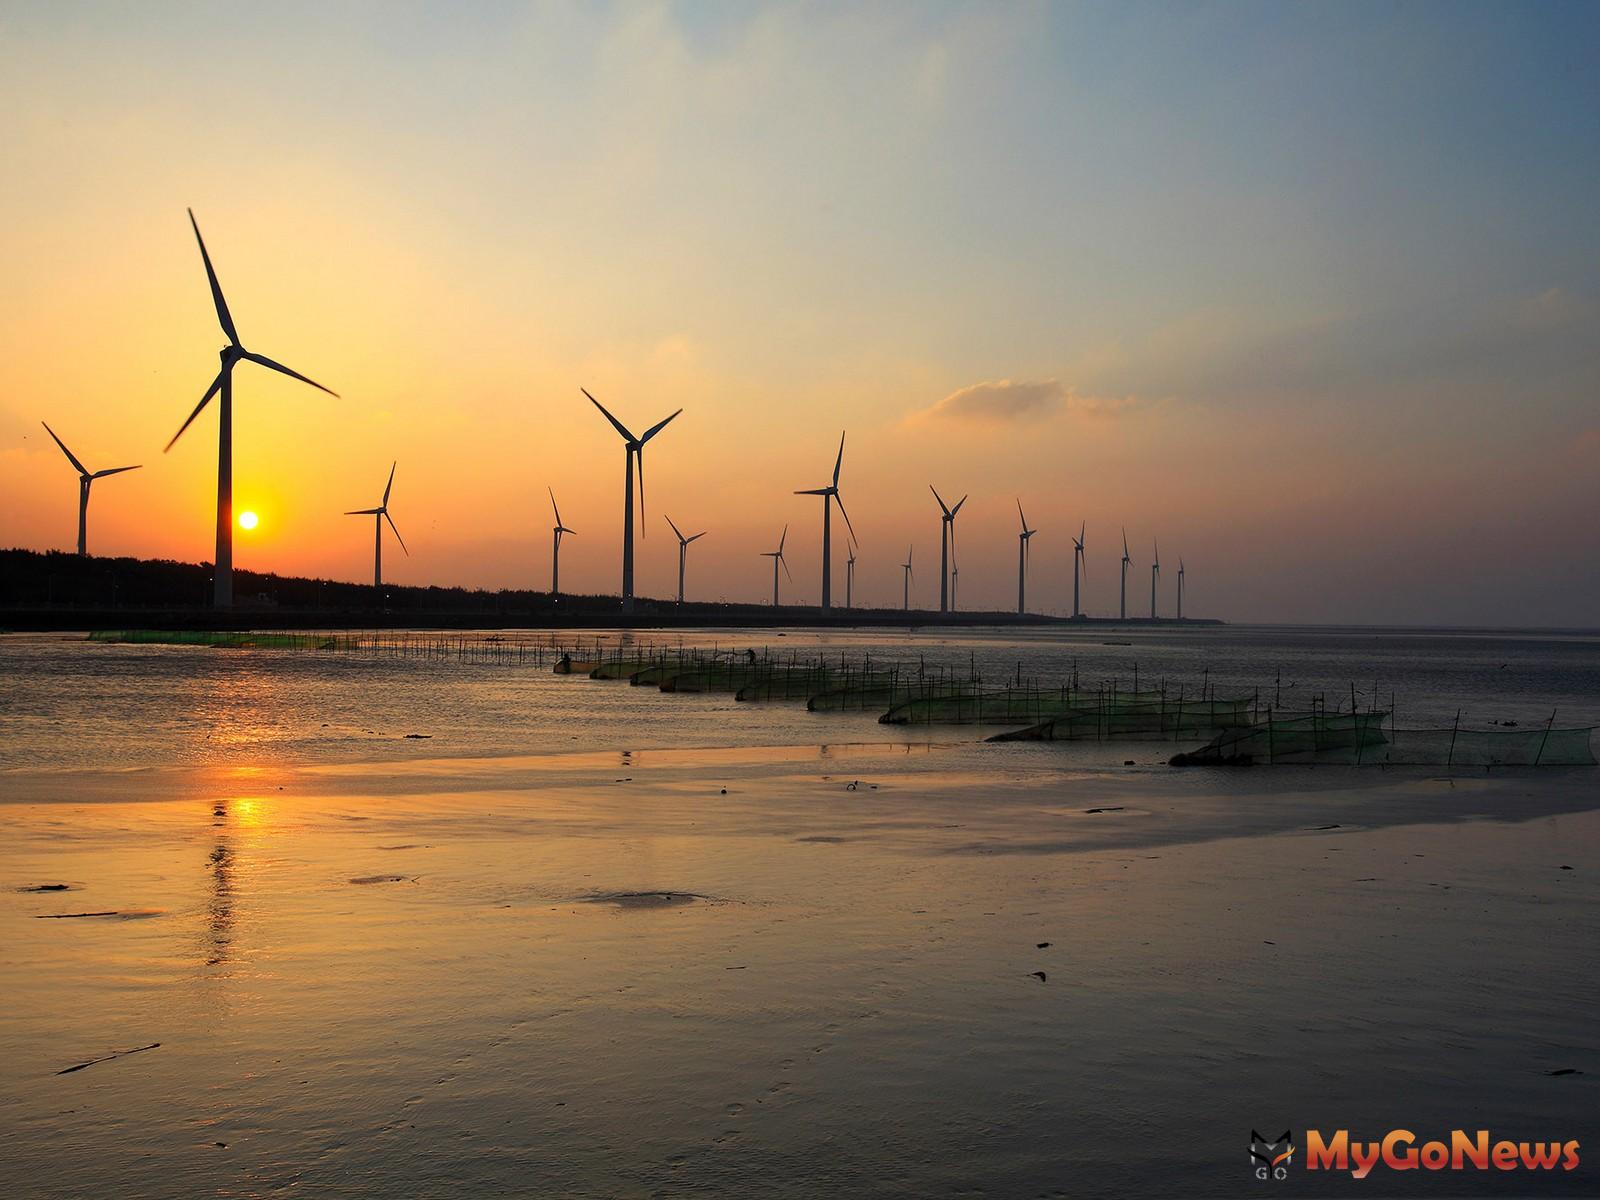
1252;1130;1296;1180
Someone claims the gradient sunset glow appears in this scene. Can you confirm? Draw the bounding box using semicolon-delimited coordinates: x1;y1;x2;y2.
3;3;1597;624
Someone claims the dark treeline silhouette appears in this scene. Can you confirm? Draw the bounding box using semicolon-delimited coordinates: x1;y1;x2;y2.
0;548;1221;632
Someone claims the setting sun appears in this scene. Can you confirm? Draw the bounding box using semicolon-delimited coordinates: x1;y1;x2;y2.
238;511;258;531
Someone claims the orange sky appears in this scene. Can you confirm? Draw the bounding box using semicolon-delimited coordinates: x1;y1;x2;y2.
2;3;1597;624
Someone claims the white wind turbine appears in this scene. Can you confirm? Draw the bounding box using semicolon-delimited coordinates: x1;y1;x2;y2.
582;388;681;613
795;431;857;611
931;486;966;614
41;422;140;557
1150;538;1161;619
665;515;706;605
761;524;791;607
1016;499;1037;615
165;209;338;608
1072;522;1086;618
902;544;914;611
345;461;407;591
549;488;575;596
846;549;856;609
1120;528;1132;620
1177;557;1186;620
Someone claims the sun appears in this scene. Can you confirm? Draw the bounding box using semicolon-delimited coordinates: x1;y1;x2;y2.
238;511;259;531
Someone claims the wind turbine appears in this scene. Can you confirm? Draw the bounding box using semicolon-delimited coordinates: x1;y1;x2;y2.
1120;528;1132;620
345;461;407;591
1016;499;1037;616
1150;538;1161;619
761;524;791;607
549;488;575;596
1177;557;1186;620
845;549;856;609
40;422;140;556
165;209;338;608
665;514;706;604
795;431;857;611
1071;522;1086;618
582;388;681;613
902;544;914;611
931;486;966;614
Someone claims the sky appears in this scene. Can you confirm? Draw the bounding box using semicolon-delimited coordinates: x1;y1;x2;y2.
2;0;1597;625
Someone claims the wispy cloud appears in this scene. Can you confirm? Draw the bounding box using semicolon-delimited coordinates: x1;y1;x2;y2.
913;378;1136;424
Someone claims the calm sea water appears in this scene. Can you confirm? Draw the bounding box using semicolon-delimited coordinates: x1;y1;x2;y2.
2;625;1597;771
2;625;1596;1198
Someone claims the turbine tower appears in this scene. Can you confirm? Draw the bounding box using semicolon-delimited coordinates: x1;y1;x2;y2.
1177;557;1185;620
1016;499;1037;615
1120;528;1132;620
549;488;575;596
761;524;791;607
1150;538;1161;620
41;422;140;557
165;210;338;608
1071;522;1086;618
931;486;966;614
344;461;407;591
582;388;681;613
665;515;706;605
902;545;914;611
795;432;857;611
845;549;856;609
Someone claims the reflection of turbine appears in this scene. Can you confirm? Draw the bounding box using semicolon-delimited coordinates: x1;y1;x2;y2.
761;524;791;607
344;461;408;590
582;388;680;613
795;432;857;610
902;544;914;611
203;800;236;970
41;422;140;556
1016;499;1037;615
931;486;966;613
164;210;338;609
549;488;575;596
664;514;706;604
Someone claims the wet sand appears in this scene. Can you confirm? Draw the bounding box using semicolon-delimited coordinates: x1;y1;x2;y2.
2;745;1596;1197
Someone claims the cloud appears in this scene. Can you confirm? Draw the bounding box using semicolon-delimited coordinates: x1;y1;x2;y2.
915;378;1136;424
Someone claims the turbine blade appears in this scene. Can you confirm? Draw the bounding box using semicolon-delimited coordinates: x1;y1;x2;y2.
781;555;793;583
346;507;382;515
1122;527;1129;557
795;487;830;496
41;422;88;475
779;523;788;553
242;351;338;397
665;513;684;542
951;494;967;517
91;465;141;479
549;486;565;527
639;408;682;444
164;371;225;452
832;430;845;487
382;460;397;506
188;209;239;345
582;388;637;442
835;491;858;546
385;509;409;555
929;484;949;515
687;531;707;543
